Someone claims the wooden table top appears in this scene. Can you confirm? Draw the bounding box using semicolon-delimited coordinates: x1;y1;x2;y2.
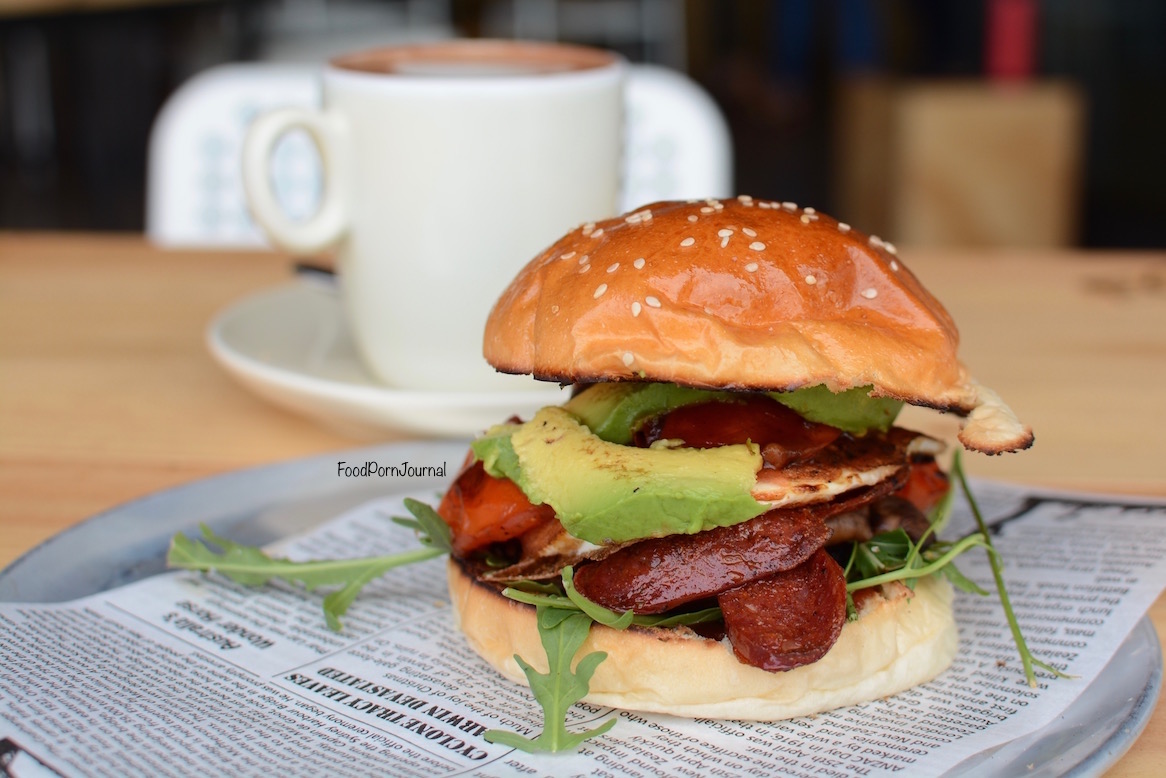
1;232;1163;774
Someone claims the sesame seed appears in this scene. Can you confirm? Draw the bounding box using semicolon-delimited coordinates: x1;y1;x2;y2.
805;275;817;285
622;352;635;366
607;262;620;273
800;214;811;224
758;201;772;209
745;262;759;272
721;237;730;248
782;201;797;211
579;264;591;273
633;258;646;269
578;254;590;264
591;228;604;238
869;235;884;248
737;194;753;202
885;242;898;255
642;210;653;221
838;222;851;233
688;215;699;222
680;237;696;247
625;214;641;224
632;301;642;316
551;304;560;313
561;251;576;260
645;296;662;308
582;222;595;234
718;228;734;237
594;284;608;298
742;227;757;237
700;206;714;214
749;241;766;251
890;259;900;271
862;287;878;299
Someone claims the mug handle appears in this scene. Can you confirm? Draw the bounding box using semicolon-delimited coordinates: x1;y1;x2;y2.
241;108;350;254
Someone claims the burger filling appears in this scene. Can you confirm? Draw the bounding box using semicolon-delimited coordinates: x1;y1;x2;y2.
438;382;950;673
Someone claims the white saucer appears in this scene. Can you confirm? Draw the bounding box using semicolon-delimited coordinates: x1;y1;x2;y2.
206;282;565;438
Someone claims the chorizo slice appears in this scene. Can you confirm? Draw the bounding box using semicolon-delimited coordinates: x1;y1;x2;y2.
572;505;829;614
571;483;891;614
718;548;848;672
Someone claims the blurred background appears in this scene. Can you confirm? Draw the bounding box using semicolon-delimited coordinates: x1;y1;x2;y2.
1;0;1163;248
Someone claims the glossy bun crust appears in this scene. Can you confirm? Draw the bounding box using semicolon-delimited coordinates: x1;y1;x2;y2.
448;559;958;721
484;198;1032;454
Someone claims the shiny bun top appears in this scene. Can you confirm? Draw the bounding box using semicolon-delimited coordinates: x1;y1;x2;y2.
484;197;1032;454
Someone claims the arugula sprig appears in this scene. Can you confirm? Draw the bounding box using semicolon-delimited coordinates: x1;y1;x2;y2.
845;530;993;595
844;480;985;595
166;498;448;631
842;453;1069;688
950;451;1073;687
842;485;983;618
484;607;616;753
168;501;619;752
503;568;723;629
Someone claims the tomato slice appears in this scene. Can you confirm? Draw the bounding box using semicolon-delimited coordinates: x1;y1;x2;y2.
894;458;950;513
438;459;555;555
634;395;841;466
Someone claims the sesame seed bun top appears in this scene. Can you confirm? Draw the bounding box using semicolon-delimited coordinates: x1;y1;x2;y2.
484;197;1033;454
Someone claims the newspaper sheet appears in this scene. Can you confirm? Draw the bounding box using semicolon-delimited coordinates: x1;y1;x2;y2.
3;481;1166;777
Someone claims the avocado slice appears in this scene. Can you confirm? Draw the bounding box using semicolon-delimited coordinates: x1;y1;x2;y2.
564;381;903;443
469;383;902;546
473;406;767;545
471;420;523;476
563;383;734;445
768;385;903;435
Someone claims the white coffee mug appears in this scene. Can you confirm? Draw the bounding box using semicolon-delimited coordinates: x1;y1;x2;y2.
243;40;624;392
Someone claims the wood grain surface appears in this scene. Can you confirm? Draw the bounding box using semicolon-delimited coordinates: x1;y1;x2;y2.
1;233;1163;774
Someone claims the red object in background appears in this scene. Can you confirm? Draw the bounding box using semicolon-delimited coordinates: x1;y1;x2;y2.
986;0;1038;81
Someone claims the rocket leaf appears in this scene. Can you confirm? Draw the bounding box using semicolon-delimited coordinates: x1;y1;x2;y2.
484;607;616;753
167;498;447;630
503;575;722;629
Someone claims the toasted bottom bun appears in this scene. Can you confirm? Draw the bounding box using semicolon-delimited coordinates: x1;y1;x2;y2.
448;559;957;721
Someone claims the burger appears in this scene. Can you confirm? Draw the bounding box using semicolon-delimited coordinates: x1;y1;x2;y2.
438;197;1033;721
